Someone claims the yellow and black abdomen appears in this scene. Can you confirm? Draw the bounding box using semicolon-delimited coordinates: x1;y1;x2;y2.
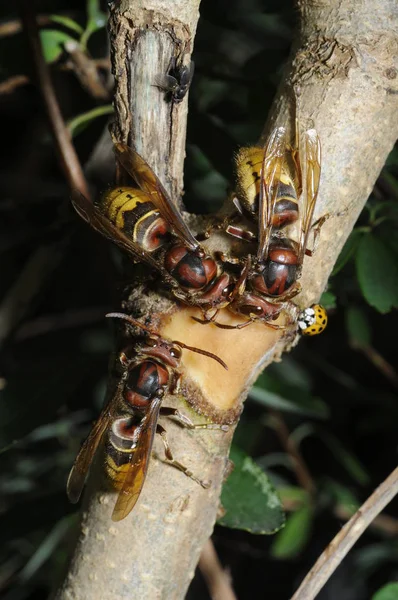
104;415;139;488
100;187;170;252
235;147;299;229
235;146;263;216
272;169;299;229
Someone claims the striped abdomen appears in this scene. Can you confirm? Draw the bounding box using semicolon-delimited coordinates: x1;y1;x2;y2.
235;147;263;216
235;147;299;228
100;186;169;252
272;171;299;228
104;415;140;488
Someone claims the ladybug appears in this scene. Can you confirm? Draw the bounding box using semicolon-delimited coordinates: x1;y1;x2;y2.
298;304;328;336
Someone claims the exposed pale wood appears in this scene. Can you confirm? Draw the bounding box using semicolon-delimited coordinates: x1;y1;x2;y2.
56;0;398;599
109;0;200;200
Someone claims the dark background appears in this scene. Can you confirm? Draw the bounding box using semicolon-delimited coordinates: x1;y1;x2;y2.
0;1;397;599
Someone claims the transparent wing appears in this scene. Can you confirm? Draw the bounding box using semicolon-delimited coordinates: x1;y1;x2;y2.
67;404;114;504
257;127;288;261
154;74;178;92
71;190;166;274
180;61;195;87
111;398;162;521
298;129;321;263
114;144;199;252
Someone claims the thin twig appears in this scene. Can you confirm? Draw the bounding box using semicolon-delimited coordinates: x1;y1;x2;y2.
0;58;111;97
269;410;316;496
19;0;90;198
359;344;398;389
0;74;29;94
0;245;67;345
198;539;238;600
333;503;398;538
0;3;92;349
290;466;398;600
0;14;52;37
283;497;398;538
64;40;110;100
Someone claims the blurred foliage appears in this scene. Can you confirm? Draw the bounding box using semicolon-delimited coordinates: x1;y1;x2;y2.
0;0;397;599
372;582;398;600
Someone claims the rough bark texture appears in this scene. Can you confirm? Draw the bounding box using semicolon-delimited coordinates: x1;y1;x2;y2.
56;0;398;599
266;0;398;308
109;0;199;199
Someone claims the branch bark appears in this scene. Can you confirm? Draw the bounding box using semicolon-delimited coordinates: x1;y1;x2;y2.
290;466;398;600
56;0;398;599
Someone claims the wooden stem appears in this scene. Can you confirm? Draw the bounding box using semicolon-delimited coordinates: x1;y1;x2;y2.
291;466;398;600
56;0;398;599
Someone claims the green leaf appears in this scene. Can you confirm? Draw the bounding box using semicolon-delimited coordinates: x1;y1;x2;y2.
355;542;398;572
39;30;76;63
67;105;114;137
332;229;363;275
345;306;372;348
270;358;312;390
324;479;359;511
250;375;329;419
80;0;107;50
319;290;336;309
87;0;107;27
372;583;398;600
271;504;313;558
385;146;398;167
50;15;84;35
19;516;73;582
218;446;285;534
356;234;398;313
318;431;370;485
381;172;398;200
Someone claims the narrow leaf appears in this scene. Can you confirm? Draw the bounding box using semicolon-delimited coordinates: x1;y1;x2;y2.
67;105;114;137
87;0;107;27
19;517;72;582
345;306;372;348
271;505;313;558
318;431;370;485
250;383;329;419
50;15;84;35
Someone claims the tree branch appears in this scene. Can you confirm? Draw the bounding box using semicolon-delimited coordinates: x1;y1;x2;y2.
2;3;91;349
198;539;237;600
20;0;90;198
290;466;398;600
56;0;398;599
